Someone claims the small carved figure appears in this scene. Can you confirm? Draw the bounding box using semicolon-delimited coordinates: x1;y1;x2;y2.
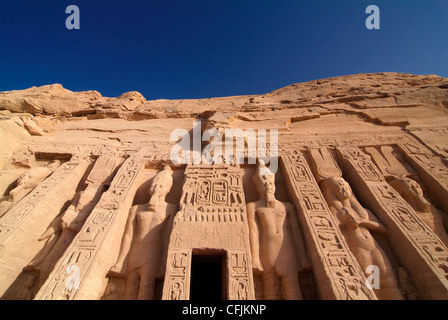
170;282;182;300
247;160;310;300
236;282;247;300
321;177;404;300
109;166;177;300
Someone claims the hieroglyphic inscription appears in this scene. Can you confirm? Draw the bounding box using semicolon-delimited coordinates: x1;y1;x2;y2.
34;155;145;300
163;250;191;300
179;165;245;222
280;151;375;300
227;251;255;300
170;222;246;250
339;148;383;182
280;133;406;151
337;147;448;297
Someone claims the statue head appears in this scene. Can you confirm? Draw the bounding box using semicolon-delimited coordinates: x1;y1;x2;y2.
252;160;276;195
404;178;424;197
390;177;430;213
325;177;352;200
148;166;173;209
253;160;276;207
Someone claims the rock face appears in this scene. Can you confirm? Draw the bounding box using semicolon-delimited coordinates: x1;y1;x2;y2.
0;72;448;300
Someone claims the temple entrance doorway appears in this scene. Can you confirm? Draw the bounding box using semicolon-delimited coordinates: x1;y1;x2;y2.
190;251;227;300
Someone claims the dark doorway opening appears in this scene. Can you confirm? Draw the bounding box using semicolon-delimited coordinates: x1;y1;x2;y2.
190;253;226;300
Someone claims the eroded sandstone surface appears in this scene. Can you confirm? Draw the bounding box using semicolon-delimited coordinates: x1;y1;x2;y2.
1;72;448;300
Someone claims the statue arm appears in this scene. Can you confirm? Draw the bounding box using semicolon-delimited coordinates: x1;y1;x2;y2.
361;208;387;234
247;202;262;272
286;203;311;271
159;205;178;277
358;219;387;234
349;194;371;219
322;187;343;213
60;191;84;229
69;184;107;231
349;197;387;234
38;216;62;241
109;205;137;275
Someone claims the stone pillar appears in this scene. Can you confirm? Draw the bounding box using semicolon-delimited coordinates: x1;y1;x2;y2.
280;151;376;300
336;147;448;299
0;156;91;297
162;164;255;300
34;154;145;300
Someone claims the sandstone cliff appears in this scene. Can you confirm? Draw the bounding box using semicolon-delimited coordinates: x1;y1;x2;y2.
1;72;448;300
1;72;447;161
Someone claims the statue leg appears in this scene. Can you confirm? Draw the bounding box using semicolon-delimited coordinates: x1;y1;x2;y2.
137;265;156;300
124;270;140;300
280;273;303;300
38;229;76;286
262;270;281;300
25;232;60;271
431;208;448;246
379;270;404;300
372;251;404;300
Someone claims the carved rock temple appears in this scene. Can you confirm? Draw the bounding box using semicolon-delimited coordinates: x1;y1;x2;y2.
1;72;448;300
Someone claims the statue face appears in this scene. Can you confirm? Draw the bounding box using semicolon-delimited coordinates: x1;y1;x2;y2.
17;174;29;185
337;207;359;228
334;178;352;200
407;180;423;196
149;182;171;198
256;174;276;195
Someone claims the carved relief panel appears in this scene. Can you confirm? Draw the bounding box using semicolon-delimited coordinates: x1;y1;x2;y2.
309;148;404;299
0;155;91;298
280;150;376;300
163;164;255;300
363;144;448;246
336;147;448;299
34;154;145;300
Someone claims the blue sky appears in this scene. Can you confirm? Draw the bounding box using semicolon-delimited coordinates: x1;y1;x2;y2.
1;0;447;99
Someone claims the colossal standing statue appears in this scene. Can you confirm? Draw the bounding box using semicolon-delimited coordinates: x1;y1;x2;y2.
321;177;404;300
109;166;177;300
247;160;310;300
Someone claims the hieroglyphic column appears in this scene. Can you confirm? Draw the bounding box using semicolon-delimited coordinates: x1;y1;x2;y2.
34;154;145;300
227;250;252;300
336;147;448;299
0;156;91;297
164;250;192;300
398;143;448;213
162;164;255;300
280;151;376;300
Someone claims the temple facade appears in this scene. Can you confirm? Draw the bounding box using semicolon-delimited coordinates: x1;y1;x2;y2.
0;73;448;300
